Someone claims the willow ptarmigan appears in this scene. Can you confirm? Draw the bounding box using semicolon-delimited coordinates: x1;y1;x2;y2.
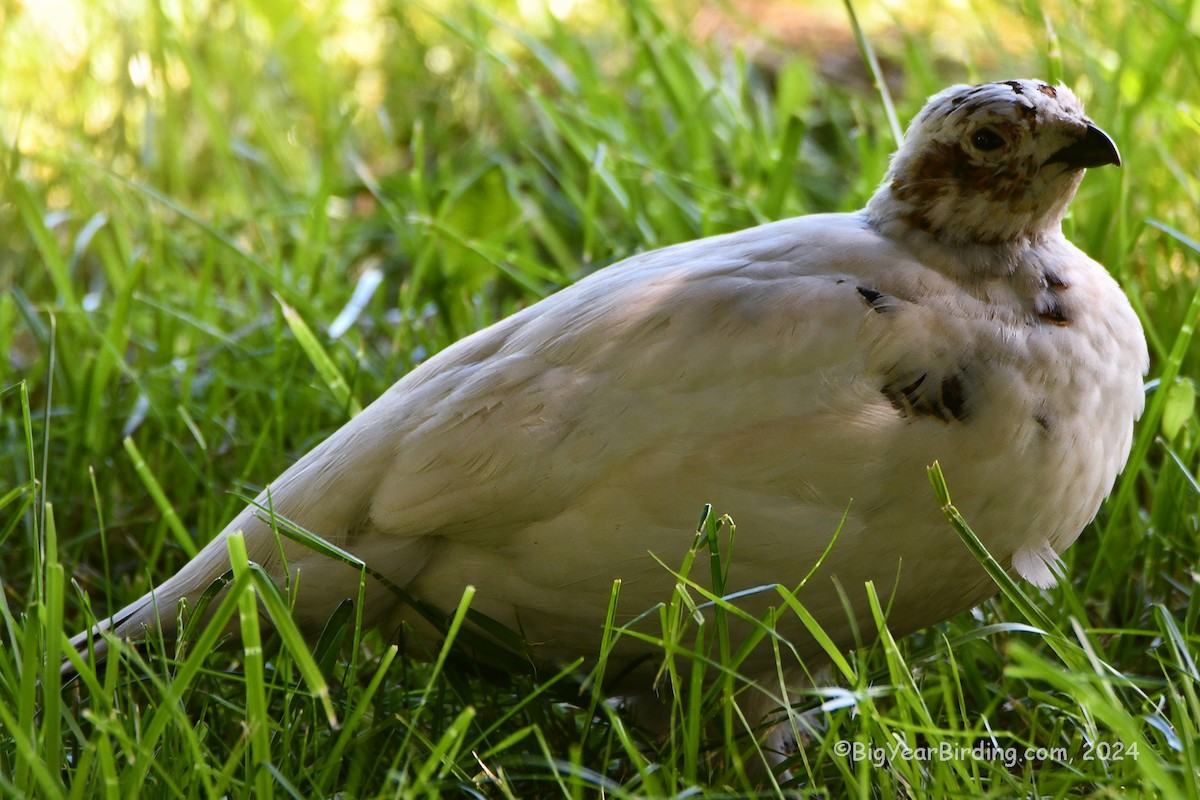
73;80;1147;699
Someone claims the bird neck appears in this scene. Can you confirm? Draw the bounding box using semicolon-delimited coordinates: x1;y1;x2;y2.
861;187;1070;279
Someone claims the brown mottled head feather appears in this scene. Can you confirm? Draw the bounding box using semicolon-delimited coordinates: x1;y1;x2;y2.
866;80;1110;249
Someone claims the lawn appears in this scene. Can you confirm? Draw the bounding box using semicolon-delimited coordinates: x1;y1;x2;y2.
2;0;1199;796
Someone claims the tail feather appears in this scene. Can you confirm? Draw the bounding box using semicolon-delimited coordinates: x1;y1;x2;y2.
67;512;260;667
68;383;412;671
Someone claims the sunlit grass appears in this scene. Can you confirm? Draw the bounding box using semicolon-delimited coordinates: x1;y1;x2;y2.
3;0;1199;796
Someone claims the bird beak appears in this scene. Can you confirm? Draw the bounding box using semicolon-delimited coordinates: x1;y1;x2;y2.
1046;124;1121;170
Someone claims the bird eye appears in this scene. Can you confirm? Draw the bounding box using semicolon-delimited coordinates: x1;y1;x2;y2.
971;127;1005;151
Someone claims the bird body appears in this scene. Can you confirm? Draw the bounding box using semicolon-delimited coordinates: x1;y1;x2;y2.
75;80;1147;684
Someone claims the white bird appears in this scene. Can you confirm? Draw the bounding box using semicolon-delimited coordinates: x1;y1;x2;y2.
73;80;1146;698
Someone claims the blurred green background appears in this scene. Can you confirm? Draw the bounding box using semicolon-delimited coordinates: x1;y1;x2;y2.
2;0;1199;795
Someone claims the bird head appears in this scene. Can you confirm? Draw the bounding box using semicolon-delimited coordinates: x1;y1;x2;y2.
866;79;1120;248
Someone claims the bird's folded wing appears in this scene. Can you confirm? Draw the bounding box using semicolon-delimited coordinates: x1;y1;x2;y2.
323;215;902;546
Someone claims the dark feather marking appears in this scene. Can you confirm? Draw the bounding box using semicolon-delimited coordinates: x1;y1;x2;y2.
884;373;927;416
883;371;969;423
1034;413;1052;433
938;375;967;421
1039;297;1071;326
1043;270;1068;289
856;285;894;312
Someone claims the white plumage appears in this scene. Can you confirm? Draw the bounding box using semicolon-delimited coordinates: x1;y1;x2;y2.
74;80;1147;688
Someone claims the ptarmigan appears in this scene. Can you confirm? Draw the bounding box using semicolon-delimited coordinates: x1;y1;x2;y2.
72;80;1147;700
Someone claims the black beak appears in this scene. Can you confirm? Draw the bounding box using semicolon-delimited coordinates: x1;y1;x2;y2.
1046;123;1121;170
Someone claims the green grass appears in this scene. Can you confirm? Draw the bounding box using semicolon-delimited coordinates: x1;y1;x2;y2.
3;0;1200;796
